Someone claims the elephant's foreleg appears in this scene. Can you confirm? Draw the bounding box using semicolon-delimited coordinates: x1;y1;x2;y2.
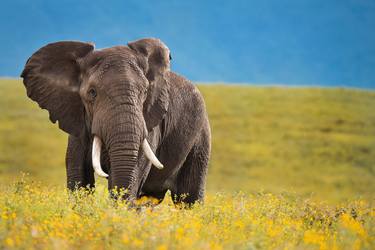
65;135;95;191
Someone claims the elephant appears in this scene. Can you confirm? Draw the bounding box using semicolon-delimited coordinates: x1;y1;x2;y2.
20;38;211;205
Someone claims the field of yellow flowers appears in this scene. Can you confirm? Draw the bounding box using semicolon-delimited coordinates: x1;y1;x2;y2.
1;176;374;249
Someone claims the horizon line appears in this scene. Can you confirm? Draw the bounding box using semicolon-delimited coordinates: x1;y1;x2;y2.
1;76;374;91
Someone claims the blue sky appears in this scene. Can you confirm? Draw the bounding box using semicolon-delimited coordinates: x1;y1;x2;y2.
1;0;374;88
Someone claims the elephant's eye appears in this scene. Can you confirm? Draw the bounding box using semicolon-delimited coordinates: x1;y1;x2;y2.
87;88;97;100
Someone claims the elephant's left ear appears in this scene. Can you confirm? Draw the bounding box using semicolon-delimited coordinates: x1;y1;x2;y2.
128;38;171;131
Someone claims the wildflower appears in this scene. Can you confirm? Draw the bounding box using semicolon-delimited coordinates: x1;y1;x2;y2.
340;213;367;239
122;234;130;244
5;238;14;247
156;244;168;250
303;230;327;250
175;227;185;241
132;238;144;248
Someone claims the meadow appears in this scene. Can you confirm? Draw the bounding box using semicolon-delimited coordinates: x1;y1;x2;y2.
0;79;374;249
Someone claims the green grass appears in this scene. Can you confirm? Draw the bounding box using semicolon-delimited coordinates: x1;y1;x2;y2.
0;79;375;203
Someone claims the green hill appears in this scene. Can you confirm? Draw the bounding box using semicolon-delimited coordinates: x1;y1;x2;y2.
0;79;374;203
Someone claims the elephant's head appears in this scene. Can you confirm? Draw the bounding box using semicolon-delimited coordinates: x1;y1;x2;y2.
21;38;171;199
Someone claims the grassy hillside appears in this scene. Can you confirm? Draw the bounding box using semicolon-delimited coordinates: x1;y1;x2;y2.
0;79;375;203
201;84;375;203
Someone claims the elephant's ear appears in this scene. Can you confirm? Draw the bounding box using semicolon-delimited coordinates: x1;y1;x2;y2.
128;38;170;131
20;41;94;136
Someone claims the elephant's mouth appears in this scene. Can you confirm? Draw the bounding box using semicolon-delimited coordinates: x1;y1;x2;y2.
91;135;163;178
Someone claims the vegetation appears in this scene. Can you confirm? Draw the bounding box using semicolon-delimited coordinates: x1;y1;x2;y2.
0;79;374;249
200;84;375;203
0;176;373;249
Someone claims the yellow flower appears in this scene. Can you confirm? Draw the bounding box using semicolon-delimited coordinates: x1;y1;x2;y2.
133;238;144;248
353;239;362;250
156;244;168;250
303;230;327;250
210;242;223;250
234;220;245;229
340;213;367;239
5;238;14;247
267;224;282;237
175;227;185;241
122;234;130;244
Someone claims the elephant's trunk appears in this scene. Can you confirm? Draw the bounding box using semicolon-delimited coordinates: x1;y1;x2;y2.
91;103;163;200
108;135;140;198
92;136;163;178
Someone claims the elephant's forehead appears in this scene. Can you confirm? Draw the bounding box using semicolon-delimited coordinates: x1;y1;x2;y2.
81;46;134;68
82;51;137;79
92;46;134;60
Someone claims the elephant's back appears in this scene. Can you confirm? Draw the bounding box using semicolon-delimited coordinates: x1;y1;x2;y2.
166;71;195;92
166;71;206;111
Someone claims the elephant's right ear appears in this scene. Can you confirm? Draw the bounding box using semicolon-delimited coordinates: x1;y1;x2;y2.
128;38;170;131
21;41;94;137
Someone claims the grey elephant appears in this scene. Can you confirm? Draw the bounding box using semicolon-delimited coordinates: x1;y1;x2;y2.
21;38;211;205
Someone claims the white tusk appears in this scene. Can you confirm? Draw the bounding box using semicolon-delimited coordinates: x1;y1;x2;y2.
142;139;164;169
92;136;109;178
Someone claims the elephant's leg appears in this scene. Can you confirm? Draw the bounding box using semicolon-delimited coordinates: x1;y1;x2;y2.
172;130;210;206
65;135;95;191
